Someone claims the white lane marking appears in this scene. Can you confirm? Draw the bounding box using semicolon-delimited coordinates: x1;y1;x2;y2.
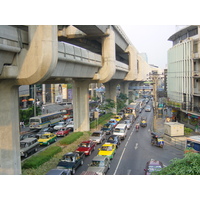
113;147;126;175
127;169;131;175
114;128;134;175
134;143;138;150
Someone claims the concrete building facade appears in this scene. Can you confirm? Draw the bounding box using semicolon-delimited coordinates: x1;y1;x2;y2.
167;25;200;127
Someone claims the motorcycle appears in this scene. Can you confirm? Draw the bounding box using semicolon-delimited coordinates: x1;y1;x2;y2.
135;124;139;132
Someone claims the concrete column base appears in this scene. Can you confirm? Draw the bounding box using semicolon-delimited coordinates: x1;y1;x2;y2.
0;81;21;175
104;80;121;114
73;79;90;132
120;82;130;105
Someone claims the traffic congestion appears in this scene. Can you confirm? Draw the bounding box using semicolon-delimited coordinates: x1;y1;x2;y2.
20;97;184;175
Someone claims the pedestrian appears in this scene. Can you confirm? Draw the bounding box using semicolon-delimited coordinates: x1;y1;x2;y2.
42;106;45;113
22;121;25;128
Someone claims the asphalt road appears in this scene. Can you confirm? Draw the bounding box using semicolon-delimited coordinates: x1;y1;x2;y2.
75;105;184;175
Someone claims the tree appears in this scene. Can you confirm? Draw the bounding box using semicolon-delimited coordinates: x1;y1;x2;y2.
153;152;200;175
117;93;128;112
99;99;115;113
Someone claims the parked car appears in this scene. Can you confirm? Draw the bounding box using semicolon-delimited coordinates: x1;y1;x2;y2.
57;152;85;175
90;131;106;144
123;119;132;129
54;122;66;130
101;123;114;135
108;119;118;127
56;127;71;137
98;143;117;159
107;135;121;148
144;159;164;175
86;155;111;175
76;140;96;156
145;105;151;112
20;138;40;158
38;133;57;146
46;169;71;175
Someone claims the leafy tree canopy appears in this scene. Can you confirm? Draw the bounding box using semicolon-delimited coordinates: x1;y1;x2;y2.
153;152;200;175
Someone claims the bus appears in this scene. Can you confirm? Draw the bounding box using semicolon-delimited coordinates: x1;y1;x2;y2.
60;108;73;120
29;112;63;130
125;102;140;119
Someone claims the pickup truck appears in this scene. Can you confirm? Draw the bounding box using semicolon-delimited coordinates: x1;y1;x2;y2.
57;152;85;174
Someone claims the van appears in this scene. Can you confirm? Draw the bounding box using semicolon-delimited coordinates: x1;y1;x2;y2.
113;124;127;140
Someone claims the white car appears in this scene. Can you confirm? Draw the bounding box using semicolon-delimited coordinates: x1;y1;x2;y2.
54;122;66;130
123;119;132;129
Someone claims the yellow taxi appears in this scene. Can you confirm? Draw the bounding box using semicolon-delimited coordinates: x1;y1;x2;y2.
113;115;122;122
38;133;57;146
98;143;116;159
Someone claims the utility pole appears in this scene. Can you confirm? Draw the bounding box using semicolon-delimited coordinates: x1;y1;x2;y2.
34;84;37;116
149;72;159;132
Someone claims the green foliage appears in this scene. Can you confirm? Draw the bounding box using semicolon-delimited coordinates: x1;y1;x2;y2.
22;146;62;169
59;132;83;145
153;152;200;175
90;113;113;129
184;127;193;135
99;99;115;113
117;93;128;112
19;106;41;124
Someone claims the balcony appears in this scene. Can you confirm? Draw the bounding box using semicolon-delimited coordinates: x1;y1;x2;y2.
193;52;200;60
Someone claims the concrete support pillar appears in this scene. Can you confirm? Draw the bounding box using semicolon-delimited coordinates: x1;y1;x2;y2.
96;27;116;83
120;82;130;105
104;80;121;114
129;91;134;102
0;81;21;175
42;84;46;104
73;79;90;132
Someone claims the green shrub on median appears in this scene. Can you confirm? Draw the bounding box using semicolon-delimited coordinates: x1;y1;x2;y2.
22;146;62;169
59;132;83;145
90;113;113;129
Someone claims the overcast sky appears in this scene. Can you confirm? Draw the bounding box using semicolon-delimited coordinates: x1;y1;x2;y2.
120;25;177;69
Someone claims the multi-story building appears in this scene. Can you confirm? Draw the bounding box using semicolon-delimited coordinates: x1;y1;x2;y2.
167;25;200;128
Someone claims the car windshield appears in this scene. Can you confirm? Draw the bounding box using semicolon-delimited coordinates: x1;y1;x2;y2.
114;128;123;133
92;132;100;137
90;160;105;167
124;120;130;124
57;122;64;125
30;119;40;123
101;146;112;151
79;143;90;147
40;135;50;139
103;124;110;128
62;155;75;162
20;142;28;148
108;137;114;141
148;165;162;172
